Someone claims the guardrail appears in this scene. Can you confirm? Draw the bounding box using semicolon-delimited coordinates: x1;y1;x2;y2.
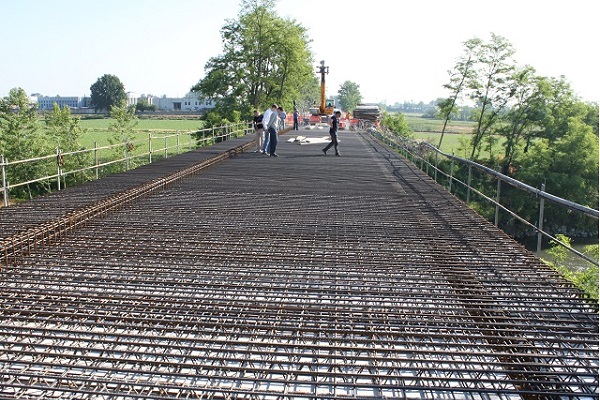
1;122;252;206
370;128;599;267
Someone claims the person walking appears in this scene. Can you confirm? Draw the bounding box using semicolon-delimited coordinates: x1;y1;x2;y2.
261;105;275;154
252;110;264;152
322;110;342;156
293;109;299;130
266;104;279;157
278;107;286;130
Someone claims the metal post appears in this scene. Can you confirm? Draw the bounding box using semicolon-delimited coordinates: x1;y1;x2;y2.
56;148;62;191
94;141;99;180
466;165;472;204
177;131;181;154
1;155;8;207
164;135;168;159
495;170;501;226
537;183;546;257
434;152;438;183
448;153;454;193
148;133;153;163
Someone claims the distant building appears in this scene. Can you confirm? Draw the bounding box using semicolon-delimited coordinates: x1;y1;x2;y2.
35;95;87;110
31;91;213;113
151;92;214;112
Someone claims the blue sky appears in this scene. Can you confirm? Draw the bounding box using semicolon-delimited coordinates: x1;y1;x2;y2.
1;0;598;103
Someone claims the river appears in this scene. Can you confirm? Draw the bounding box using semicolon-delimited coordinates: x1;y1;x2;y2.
520;237;598;272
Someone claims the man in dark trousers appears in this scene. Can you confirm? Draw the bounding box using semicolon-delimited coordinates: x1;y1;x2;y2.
266;104;279;157
322;110;342;156
293;109;299;130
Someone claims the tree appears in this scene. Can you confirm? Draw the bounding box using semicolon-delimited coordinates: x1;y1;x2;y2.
90;74;127;112
0;88;52;198
380;112;412;138
493;67;549;175
337;81;362;114
135;98;157;113
44;103;85;151
108;101;138;146
438;38;481;149
44;103;92;185
107;101;139;170
191;0;314;120
467;33;516;160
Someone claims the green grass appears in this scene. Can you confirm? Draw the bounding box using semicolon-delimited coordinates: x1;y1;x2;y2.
80;118;205;132
413;132;472;157
78;118;207;148
402;113;475;156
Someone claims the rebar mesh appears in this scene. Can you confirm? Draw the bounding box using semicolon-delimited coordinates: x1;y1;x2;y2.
0;130;597;399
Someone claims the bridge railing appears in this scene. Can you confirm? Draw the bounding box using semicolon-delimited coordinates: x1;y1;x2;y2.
1;122;252;206
370;128;599;267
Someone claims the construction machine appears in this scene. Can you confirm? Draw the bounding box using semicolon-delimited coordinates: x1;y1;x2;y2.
308;60;336;125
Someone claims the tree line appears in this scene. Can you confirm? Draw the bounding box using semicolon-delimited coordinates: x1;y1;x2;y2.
0;87;145;201
439;33;598;239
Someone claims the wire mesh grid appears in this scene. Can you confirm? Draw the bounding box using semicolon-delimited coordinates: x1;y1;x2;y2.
0;131;597;399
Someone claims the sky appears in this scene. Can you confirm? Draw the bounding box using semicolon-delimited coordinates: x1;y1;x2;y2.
1;0;598;104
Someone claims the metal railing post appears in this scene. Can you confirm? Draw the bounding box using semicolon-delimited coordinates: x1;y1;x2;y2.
164;135;168;159
495;170;501;226
94;141;99;180
56;148;62;191
434;152;438;182
448;153;454;193
537;183;546;256
1;155;8;207
466;165;472;204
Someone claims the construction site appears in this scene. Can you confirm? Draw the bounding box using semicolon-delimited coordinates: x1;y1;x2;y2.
0;127;597;399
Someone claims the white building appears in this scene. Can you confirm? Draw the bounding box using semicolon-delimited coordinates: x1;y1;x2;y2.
31;92;213;112
151;92;214;112
35;95;88;110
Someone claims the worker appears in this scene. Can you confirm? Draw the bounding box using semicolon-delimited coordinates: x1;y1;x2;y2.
322;110;342;156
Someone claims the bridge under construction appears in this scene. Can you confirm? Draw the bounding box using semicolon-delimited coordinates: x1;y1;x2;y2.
0;129;597;399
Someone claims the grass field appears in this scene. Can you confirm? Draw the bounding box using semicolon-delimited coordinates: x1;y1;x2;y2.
80;118;205;132
403;113;476;156
77;118;207;149
78;118;206;147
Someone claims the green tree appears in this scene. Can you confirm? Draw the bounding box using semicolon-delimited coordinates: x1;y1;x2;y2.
438;37;481;149
0;88;51;199
90;74;127;112
514;116;599;230
493;67;549;175
44;103;84;151
380;112;412;138
44;103;92;185
337;81;362;113
108;101;139;170
468;33;516;160
191;0;314;120
135;98;157;113
109;101;138;145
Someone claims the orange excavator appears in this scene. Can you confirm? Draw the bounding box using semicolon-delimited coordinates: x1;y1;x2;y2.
308;60;336;125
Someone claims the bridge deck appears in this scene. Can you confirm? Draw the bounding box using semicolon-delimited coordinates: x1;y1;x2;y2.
0;129;598;399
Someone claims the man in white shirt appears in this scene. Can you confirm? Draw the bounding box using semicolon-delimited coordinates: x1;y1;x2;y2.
261;104;276;154
265;104;279;156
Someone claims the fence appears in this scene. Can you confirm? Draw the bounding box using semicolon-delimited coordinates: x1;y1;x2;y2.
1;122;252;206
370;128;599;267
